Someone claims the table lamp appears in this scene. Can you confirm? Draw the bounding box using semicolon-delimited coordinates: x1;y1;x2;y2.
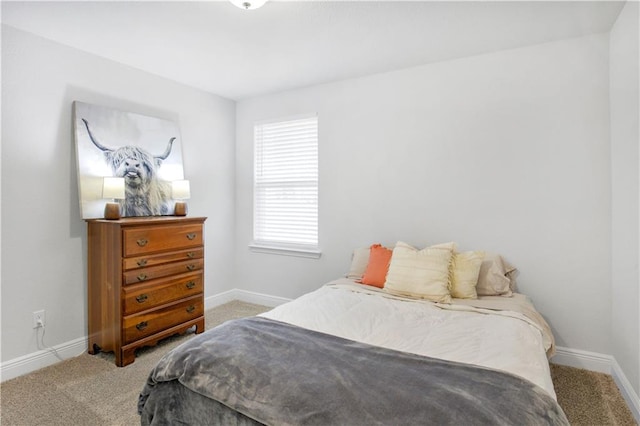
172;180;190;216
102;177;125;220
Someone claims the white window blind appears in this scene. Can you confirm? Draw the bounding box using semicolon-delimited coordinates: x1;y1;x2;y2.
252;115;319;256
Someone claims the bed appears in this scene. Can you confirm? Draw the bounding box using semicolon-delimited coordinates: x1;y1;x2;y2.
138;244;569;425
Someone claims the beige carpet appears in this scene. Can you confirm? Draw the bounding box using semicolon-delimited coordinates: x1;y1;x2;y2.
1;301;637;425
551;363;637;425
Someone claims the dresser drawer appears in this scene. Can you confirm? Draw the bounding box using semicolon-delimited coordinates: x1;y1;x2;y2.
123;248;204;271
123;273;203;315
123;258;204;285
123;223;203;256
123;296;204;345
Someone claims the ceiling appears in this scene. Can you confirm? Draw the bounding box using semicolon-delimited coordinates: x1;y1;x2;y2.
1;1;626;100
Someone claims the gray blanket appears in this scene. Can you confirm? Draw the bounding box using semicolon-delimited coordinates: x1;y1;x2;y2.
139;317;568;425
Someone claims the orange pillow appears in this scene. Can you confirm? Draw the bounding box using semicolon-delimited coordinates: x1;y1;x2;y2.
360;244;393;288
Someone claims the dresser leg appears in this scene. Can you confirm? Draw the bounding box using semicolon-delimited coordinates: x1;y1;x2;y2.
195;317;205;334
117;348;136;367
89;343;101;355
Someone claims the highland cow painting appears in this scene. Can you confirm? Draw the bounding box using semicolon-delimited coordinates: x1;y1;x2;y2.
73;101;185;219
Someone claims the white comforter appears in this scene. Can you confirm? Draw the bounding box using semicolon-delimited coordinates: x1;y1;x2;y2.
260;278;556;400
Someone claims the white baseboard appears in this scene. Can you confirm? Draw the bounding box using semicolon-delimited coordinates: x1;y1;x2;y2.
1;335;87;382
205;288;291;310
204;288;239;309
552;346;640;423
551;345;613;373
612;358;640;422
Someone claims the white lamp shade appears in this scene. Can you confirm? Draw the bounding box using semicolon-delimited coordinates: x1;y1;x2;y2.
102;177;125;199
229;0;267;10
172;180;191;200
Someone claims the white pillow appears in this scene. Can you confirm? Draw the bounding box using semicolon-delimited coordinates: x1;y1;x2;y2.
476;253;515;297
384;242;454;303
346;247;370;280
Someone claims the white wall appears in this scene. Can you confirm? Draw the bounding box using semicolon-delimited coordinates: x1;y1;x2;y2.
236;34;612;354
610;1;640;396
1;26;236;363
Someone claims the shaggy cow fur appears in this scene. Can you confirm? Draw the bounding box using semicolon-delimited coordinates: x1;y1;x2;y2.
106;146;173;216
82;119;175;217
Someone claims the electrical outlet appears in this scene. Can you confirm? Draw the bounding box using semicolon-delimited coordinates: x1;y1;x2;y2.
33;310;45;328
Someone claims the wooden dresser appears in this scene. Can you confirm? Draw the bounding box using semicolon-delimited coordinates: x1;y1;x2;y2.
86;216;207;366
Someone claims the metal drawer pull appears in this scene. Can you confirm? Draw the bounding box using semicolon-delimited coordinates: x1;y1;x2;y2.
136;294;148;303
186;305;196;314
185;281;196;289
186;264;196;271
137;239;148;247
186;233;197;240
137;259;148;267
186;252;195;258
136;321;148;331
137;273;148;282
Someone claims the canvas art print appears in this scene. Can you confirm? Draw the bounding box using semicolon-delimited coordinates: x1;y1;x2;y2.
73;101;185;219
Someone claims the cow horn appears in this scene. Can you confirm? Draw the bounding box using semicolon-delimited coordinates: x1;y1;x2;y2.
155;137;176;160
82;119;113;152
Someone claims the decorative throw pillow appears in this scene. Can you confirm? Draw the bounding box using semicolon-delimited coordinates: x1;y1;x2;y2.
346;247;370;280
450;251;485;299
384;242;454;303
476;253;515;297
360;244;393;288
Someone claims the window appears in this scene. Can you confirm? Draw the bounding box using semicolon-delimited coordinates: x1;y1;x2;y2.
250;114;320;258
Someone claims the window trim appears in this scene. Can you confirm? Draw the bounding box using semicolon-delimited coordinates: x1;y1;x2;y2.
248;241;322;259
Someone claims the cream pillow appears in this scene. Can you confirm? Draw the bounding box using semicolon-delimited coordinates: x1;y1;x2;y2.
450;251;485;299
346;247;370;280
384;242;454;303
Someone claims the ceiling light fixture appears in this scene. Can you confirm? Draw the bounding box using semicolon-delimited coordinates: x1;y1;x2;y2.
229;0;268;10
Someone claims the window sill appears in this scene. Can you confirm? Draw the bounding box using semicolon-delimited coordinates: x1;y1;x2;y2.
249;242;322;259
